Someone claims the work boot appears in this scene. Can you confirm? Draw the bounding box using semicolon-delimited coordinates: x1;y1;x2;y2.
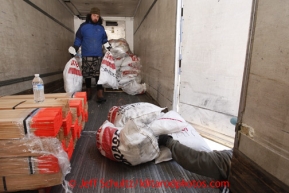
86;88;91;100
96;89;106;103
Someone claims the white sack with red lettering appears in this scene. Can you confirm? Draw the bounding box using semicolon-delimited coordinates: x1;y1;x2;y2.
96;121;132;165
120;54;141;68
171;124;211;152
98;51;119;89
120;56;141;79
121;80;146;95
118;119;159;166
149;111;189;136
63;57;83;95
96;120;160;166
107;102;166;128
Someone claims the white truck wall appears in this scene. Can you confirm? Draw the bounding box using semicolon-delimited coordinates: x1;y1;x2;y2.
0;0;74;96
179;0;253;147
134;0;177;109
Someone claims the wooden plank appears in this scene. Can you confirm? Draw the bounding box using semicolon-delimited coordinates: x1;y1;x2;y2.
232;0;289;190
0;98;70;118
0;172;62;192
242;74;289;154
229;148;289;192
238;133;289;186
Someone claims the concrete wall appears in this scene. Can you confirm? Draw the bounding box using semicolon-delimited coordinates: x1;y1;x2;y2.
134;0;177;109
0;0;74;96
239;0;289;186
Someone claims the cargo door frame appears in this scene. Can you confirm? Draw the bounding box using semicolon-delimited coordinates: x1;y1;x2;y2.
175;0;254;147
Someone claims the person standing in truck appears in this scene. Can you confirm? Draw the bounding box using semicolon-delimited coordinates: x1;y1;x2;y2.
72;7;111;103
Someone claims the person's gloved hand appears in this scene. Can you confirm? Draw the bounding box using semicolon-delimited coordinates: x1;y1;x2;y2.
158;134;172;146
68;46;76;57
68;46;80;57
103;42;112;51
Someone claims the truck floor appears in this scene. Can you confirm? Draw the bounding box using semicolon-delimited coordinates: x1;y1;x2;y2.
48;88;221;193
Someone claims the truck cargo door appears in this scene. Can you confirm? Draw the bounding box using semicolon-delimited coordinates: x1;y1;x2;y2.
178;0;253;147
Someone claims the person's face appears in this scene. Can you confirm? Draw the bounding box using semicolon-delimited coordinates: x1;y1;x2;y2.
91;14;99;23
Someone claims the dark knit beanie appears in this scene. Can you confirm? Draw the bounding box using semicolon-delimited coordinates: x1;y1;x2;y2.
90;7;100;15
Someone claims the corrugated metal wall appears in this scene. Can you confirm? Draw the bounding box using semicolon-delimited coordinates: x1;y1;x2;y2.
0;0;74;96
134;0;177;109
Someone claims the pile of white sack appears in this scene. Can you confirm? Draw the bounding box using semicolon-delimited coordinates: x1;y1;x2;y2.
98;38;146;95
96;102;212;166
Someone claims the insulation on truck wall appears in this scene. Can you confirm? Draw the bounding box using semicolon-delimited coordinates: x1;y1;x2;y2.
0;0;74;96
134;0;177;110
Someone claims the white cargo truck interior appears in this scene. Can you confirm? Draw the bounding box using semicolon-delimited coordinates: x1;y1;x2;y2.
1;0;289;191
72;0;253;148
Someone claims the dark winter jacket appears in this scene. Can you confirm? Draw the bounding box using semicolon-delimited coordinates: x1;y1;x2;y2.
73;16;108;57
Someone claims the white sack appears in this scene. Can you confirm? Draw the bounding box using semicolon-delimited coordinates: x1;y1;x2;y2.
96;120;160;166
149;111;188;136
109;38;132;59
155;124;212;164
121;80;146;95
107;102;165;128
118;119;159;166
98;51;119;89
96;121;133;165
63;58;83;95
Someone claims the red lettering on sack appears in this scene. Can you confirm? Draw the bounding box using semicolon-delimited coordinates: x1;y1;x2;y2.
101;126;118;161
158;118;183;122
68;67;82;76
106;53;114;61
128;54;139;62
102;60;116;69
70;59;79;67
107;106;119;123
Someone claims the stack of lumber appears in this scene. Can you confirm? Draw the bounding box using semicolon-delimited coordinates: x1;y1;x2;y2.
0;137;68;192
0;108;63;139
0;92;88;157
0;92;88;192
